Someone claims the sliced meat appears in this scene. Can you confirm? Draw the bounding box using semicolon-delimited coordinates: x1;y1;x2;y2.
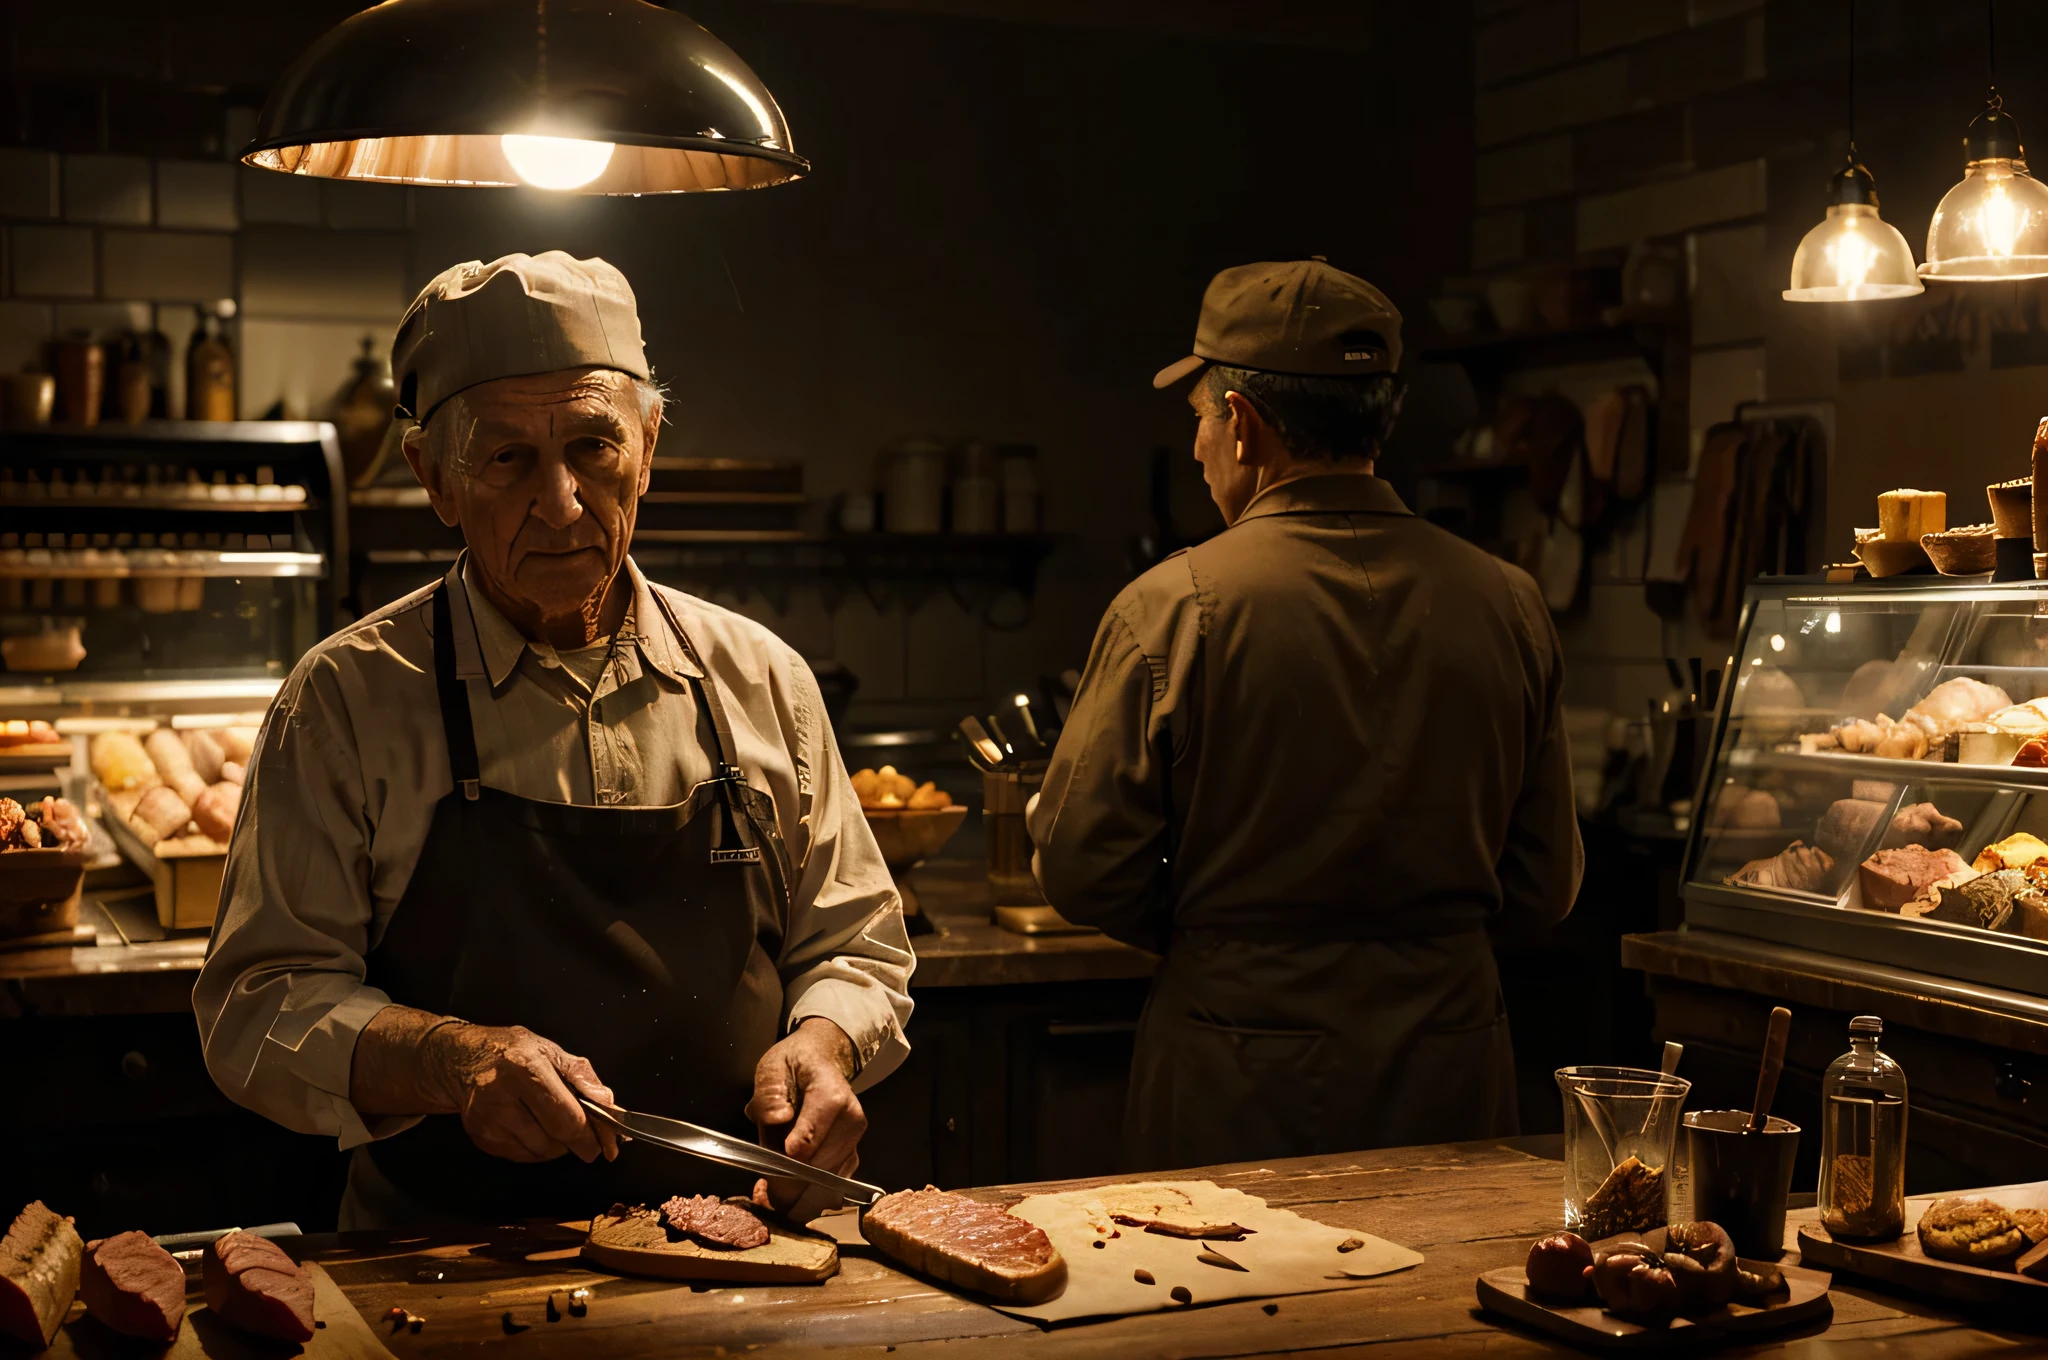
80;1230;185;1341
0;1200;84;1348
864;1187;1066;1303
202;1231;313;1343
1859;845;1974;913
659;1195;769;1250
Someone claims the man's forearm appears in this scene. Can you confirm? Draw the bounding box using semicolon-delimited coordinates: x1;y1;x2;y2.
349;1004;463;1116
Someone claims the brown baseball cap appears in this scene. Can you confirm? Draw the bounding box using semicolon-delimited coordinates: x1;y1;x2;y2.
391;251;650;421
1153;258;1403;389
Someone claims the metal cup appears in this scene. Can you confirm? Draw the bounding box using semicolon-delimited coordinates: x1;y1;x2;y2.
1682;1109;1800;1260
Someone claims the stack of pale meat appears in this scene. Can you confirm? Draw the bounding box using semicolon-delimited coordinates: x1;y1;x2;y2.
0;1201;311;1350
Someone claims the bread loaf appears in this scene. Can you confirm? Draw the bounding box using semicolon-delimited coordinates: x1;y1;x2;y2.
130;786;193;846
192;781;242;841
145;729;207;804
1878;489;1946;543
90;731;158;793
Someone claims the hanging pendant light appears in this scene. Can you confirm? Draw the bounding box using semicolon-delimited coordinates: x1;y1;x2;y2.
1921;1;2048;280
242;0;809;194
1785;1;1921;301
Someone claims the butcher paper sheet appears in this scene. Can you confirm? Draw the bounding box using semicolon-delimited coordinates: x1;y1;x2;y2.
995;1179;1422;1323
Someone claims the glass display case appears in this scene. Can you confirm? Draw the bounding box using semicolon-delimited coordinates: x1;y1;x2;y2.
1684;577;2048;996
0;421;344;720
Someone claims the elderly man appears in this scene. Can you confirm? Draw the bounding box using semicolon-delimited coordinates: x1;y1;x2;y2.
1029;259;1581;1171
196;252;911;1228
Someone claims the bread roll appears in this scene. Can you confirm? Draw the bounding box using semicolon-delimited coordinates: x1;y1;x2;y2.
220;760;246;786
91;732;159;793
192;782;241;841
145;730;207;804
218;727;258;764
185;729;226;784
130;787;192;846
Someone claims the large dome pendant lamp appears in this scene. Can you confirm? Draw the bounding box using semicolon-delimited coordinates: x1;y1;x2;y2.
1921;0;2048;281
241;0;809;194
1785;0;1922;301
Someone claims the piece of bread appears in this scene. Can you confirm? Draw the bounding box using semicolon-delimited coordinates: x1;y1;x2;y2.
1859;846;1973;913
1917;1196;2025;1265
864;1187;1066;1304
90;731;160;793
185;728;226;784
146;729;208;804
218;727;258;765
130;786;193;845
80;1230;184;1341
1923;523;1997;575
203;1231;313;1343
2011;1207;2048;1247
907;781;953;811
0;1201;83;1348
192;781;241;841
1975;833;2048;873
1879;489;1946;543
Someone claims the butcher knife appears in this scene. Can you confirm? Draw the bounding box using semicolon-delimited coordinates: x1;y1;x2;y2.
579;1099;885;1208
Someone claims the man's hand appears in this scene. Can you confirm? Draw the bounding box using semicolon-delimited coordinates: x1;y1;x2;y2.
352;1006;620;1165
744;1018;865;1223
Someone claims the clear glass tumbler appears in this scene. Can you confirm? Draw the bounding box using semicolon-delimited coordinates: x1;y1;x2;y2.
1555;1065;1691;1239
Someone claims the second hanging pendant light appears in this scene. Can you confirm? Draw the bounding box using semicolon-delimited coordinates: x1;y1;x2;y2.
1921;0;2048;281
1785;0;1921;301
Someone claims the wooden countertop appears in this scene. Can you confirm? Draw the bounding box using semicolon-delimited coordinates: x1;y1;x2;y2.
0;861;1153;1017
283;1136;2022;1357
1623;929;2048;1055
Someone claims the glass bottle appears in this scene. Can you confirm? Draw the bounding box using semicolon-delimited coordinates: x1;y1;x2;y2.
1818;1015;1907;1240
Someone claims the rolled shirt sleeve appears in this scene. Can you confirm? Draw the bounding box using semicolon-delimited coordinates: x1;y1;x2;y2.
775;660;915;1093
193;658;404;1151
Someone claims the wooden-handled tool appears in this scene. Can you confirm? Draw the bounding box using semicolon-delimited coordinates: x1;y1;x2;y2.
1748;1006;1792;1133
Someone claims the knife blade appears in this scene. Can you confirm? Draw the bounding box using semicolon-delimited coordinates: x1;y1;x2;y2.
578;1099;885;1208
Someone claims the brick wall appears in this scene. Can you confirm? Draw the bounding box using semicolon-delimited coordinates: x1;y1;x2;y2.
0;143;412;421
1469;0;1772;717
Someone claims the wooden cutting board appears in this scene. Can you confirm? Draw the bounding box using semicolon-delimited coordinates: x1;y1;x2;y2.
1792;1182;2048;1310
42;1261;394;1359
1475;1259;1832;1351
583;1204;838;1284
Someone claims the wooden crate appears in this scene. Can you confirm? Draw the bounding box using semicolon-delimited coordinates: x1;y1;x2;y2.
101;804;226;930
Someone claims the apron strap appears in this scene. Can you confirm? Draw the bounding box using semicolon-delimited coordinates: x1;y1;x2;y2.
645;588;744;776
431;584;483;801
646;587;762;864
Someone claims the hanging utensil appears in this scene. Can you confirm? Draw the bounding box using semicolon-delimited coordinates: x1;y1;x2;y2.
958;716;1005;772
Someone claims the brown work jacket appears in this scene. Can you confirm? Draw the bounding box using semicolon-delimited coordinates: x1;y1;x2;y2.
1029;472;1582;1169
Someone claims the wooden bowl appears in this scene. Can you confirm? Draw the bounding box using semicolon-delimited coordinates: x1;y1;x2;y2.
1988;477;2034;538
862;805;969;872
0;848;86;940
1922;523;1997;576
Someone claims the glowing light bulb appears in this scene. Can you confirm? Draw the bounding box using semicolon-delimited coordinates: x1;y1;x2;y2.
1975;170;2024;257
500;134;616;190
1770;634;1786;652
1823;218;1876;293
1825;612;1841;634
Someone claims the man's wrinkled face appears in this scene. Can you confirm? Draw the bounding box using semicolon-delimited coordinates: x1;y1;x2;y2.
1190;381;1258;525
414;367;657;631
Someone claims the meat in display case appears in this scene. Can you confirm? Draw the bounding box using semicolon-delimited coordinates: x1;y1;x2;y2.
1685;578;2048;994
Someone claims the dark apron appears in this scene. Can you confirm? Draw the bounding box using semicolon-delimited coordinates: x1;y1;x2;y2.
1120;927;1518;1173
342;582;792;1229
